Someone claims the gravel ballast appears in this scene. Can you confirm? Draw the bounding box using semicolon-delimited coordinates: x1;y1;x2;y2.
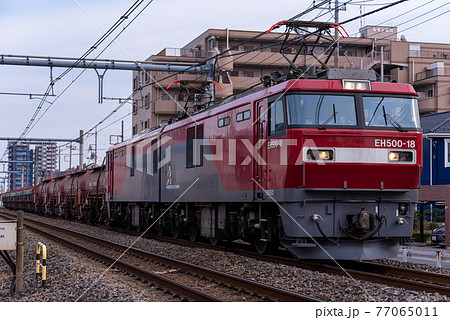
1;212;448;302
0;229;178;302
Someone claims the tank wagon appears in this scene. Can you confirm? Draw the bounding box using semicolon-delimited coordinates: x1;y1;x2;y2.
3;165;106;223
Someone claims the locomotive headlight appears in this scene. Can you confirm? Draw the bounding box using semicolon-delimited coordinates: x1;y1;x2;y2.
319;150;332;160
342;79;371;90
389;151;400;161
388;151;414;162
306;149;334;161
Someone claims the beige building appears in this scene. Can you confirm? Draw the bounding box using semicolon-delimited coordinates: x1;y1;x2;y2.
132;26;450;135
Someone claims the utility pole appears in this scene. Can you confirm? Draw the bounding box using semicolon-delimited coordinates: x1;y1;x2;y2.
15;211;24;293
58;146;61;174
69;143;72;169
95;127;98;165
34;151;38;186
79;130;84;168
334;0;339;68
121;121;124;143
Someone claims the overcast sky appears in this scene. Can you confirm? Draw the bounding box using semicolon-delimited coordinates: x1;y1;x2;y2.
0;0;449;178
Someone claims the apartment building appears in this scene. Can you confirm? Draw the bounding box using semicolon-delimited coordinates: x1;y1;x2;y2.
7;142;33;190
35;142;57;181
6;141;58;189
132;26;450;134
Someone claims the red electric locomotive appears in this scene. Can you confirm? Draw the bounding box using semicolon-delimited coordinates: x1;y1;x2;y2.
106;70;422;260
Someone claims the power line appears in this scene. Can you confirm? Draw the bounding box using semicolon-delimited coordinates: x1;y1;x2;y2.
17;1;150;141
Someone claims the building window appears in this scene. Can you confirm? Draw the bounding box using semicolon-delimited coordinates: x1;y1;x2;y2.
410;44;421;57
243;71;254;78
133;102;137;114
445;139;450;168
161;94;170;101
144;94;149;109
427;89;434;97
209;37;217;50
243;45;254;51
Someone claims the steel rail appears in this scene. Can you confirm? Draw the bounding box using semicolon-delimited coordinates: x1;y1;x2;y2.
0;211;319;302
6;209;448;298
0;211;222;302
132;227;450;296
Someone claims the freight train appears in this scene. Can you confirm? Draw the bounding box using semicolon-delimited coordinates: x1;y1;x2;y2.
2;71;422;260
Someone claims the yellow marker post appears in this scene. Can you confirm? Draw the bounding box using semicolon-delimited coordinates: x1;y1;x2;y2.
36;242;47;287
35;244;41;279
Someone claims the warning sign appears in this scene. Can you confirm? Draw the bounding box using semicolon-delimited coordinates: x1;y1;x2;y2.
0;221;16;250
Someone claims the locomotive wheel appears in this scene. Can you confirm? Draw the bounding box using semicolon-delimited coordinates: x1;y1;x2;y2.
209;235;220;246
171;216;181;239
254;238;268;254
172;224;181;239
155;219;164;236
188;223;198;242
254;238;279;254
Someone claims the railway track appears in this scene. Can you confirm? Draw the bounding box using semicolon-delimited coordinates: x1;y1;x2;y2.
106;220;450;297
3;209;449;298
0;210;319;302
107;224;450;297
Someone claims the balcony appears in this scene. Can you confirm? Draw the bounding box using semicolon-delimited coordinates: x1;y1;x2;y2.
153;101;179;115
229;76;261;91
418;97;437;114
415;68;448;82
231;50;294;67
157;47;204;58
153;73;206;89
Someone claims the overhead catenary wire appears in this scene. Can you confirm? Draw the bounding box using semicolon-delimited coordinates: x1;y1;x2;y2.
29;0;448;167
79;0;415;142
27;1;155;137
16;1;151;142
1;1;154;169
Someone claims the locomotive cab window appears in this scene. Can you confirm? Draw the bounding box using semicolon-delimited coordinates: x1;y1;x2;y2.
363;96;420;129
286;94;357;127
268;99;285;136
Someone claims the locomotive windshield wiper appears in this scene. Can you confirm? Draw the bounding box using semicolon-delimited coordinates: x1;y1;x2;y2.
319;111;338;130
318;103;337;130
382;106;407;132
367;97;384;126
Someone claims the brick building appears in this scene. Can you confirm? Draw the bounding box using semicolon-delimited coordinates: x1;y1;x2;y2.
132;26;450;135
